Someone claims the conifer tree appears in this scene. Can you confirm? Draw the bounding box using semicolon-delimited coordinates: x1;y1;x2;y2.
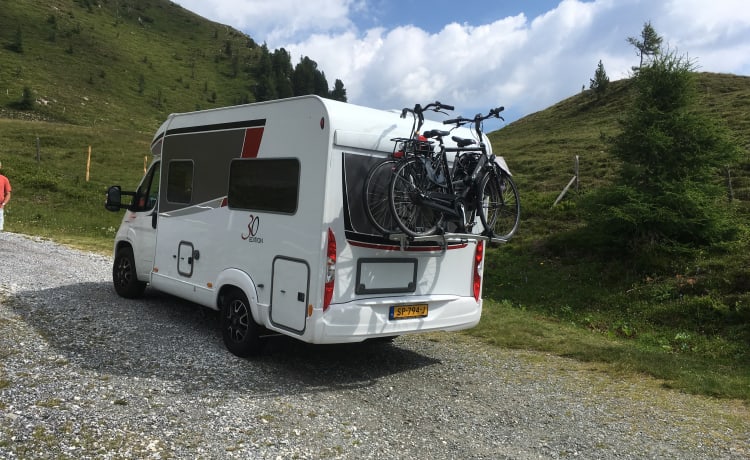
589;60;609;98
582;48;741;260
330;79;347;102
6;25;24;53
627;21;663;70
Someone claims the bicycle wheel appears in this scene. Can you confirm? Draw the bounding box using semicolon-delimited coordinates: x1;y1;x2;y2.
477;169;520;240
389;158;441;237
363;159;400;235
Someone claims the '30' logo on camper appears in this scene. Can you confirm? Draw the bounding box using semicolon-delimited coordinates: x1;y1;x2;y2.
241;214;263;243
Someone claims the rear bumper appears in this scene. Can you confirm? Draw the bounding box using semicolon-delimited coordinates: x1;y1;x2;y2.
303;295;482;344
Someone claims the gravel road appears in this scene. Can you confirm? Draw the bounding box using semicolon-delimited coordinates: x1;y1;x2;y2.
0;231;748;459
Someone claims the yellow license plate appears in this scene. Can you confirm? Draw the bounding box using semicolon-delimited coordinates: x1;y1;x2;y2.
389;304;428;320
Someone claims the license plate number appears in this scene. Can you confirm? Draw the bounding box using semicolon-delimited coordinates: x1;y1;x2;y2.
389;304;428;320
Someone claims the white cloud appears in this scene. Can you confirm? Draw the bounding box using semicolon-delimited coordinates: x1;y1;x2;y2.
176;0;750;123
287;0;615;118
176;0;359;44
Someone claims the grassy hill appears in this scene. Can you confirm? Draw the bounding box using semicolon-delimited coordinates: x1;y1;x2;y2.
490;73;750;198
1;2;749;400
479;73;750;399
0;0;298;132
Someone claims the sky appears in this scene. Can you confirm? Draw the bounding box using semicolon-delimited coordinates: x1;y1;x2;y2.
174;0;750;128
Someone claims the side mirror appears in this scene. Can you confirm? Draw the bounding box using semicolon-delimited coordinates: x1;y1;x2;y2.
105;185;123;212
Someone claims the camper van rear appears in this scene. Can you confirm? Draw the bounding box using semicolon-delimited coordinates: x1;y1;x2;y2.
105;95;486;356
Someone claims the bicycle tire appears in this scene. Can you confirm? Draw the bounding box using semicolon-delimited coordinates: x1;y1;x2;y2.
363;159;400;235
389;158;441;237
477;168;520;240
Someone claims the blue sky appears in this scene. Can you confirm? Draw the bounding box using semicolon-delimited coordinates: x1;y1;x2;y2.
350;0;557;33
175;0;750;128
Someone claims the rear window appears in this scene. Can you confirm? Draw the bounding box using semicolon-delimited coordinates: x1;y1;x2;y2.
228;158;300;214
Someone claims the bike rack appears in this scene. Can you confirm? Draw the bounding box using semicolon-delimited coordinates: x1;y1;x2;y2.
388;232;505;253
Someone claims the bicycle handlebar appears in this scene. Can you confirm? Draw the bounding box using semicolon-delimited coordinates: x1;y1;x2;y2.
438;102;455;111
400;100;454;119
400;101;455;137
443;106;505;126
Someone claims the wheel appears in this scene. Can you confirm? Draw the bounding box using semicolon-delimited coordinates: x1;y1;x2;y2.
112;246;146;298
388;158;441;237
477;169;520;240
221;288;262;357
363;159;400;235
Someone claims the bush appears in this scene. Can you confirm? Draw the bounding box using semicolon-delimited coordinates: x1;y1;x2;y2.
9;87;35;111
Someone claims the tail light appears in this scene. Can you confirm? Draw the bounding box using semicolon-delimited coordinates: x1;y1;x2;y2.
472;241;484;301
323;228;336;311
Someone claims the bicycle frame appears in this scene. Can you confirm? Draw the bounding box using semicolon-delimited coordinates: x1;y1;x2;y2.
410;107;505;231
387;103;519;242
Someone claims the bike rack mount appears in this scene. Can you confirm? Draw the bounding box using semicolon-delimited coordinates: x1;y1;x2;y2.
387;232;507;253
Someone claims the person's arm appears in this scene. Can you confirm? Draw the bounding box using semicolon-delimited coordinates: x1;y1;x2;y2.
1;191;10;207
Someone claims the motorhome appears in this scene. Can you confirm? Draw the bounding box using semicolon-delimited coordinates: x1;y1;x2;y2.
105;95;488;356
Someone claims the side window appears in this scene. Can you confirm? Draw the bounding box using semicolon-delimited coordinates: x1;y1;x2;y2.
132;161;161;212
167;160;194;204
228;158;300;214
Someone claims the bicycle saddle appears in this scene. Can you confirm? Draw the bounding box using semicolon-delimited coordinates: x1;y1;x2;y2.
422;129;450;139
452;136;477;148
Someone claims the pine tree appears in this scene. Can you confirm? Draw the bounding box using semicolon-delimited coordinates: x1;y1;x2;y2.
589;60;609;98
271;48;294;98
19;86;34;110
292;57;328;97
6;25;24;53
330;79;347;102
253;45;277;101
627;21;663;70
582;49;741;260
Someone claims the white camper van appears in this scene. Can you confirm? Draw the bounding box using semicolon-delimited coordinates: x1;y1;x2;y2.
105;95;487;356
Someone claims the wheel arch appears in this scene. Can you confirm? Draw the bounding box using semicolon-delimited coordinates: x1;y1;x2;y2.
114;239;134;255
215;268;263;325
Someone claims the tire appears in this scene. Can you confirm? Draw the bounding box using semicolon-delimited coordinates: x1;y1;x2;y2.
221;288;262;357
477;169;520;241
363;159;400;235
388;158;441;237
112;247;147;298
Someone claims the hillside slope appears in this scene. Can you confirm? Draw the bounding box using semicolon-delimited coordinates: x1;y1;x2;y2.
0;0;338;133
490;73;750;201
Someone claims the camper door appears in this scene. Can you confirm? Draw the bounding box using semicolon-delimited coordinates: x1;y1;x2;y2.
128;161;160;277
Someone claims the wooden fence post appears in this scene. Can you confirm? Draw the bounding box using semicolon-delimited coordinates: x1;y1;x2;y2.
553;155;580;207
86;146;91;182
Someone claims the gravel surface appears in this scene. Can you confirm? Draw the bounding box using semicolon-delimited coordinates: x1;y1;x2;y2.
0;231;748;459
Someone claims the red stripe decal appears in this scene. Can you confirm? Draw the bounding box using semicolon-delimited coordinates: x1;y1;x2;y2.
241;127;264;158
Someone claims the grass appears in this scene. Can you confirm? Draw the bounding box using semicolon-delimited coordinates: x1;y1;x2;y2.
1;119;150;253
0;0;269;131
472;246;750;399
477;74;750;401
0;1;749;401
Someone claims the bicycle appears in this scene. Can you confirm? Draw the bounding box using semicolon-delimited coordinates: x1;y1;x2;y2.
388;107;520;241
362;101;454;235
